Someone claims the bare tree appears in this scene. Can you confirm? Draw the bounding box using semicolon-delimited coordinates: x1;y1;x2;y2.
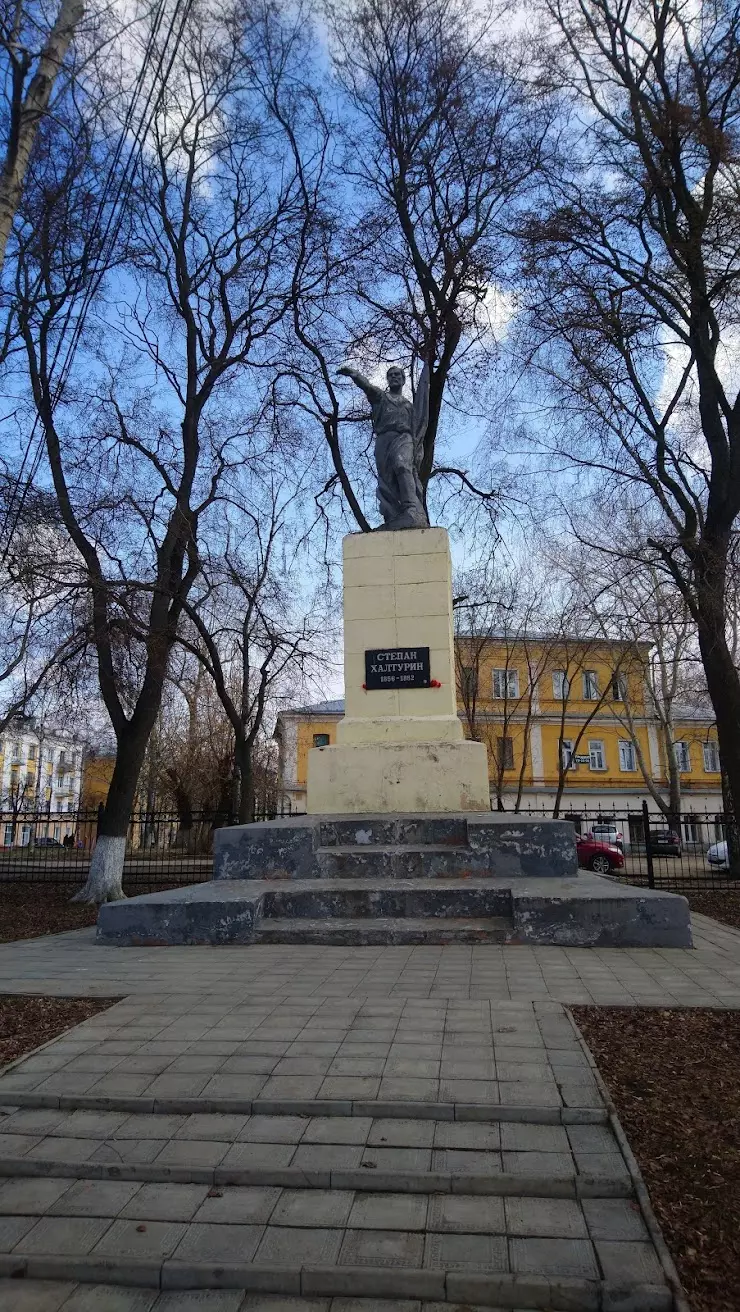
154;658;236;822
265;0;549;534
0;0;84;272
556;526;698;826
13;1;306;901
0;477;84;733
180;476;328;823
330;0;551;505
454;564;555;810
521;0;740;818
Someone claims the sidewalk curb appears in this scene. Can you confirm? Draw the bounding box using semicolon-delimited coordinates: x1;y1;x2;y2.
0;1252;675;1309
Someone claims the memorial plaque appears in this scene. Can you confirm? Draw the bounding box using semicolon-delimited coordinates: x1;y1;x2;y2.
365;647;431;690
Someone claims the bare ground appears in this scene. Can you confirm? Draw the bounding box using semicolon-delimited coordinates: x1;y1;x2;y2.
574;1006;740;1312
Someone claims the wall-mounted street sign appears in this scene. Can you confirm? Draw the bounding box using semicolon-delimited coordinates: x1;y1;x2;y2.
365;647;431;690
574;754;591;765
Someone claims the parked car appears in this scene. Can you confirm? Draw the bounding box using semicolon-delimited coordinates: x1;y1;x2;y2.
585;823;624;850
706;840;729;869
576;837;625;874
647;829;681;857
31;836;62;847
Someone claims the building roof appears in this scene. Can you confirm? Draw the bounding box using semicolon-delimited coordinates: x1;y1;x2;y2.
280;699;345;718
671;704;716;724
459;631;653;648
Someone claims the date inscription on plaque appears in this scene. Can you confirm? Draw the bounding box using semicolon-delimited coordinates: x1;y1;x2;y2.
365;647;431;690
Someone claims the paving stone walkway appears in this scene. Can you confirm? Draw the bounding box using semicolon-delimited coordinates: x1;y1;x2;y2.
1;915;736;1308
0;912;739;1005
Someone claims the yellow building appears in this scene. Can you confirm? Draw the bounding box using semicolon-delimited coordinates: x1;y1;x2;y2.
274;636;722;824
79;752;116;810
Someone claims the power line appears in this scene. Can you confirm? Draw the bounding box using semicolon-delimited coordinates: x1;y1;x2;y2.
0;0;195;559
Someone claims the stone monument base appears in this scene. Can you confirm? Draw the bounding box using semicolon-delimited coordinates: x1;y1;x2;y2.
307;740;490;814
96;813;692;949
306;526;491;815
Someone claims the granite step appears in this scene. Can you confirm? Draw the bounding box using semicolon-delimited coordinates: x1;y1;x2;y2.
314;846;492;879
256;917;514;946
318;817;469;848
261;881;513;920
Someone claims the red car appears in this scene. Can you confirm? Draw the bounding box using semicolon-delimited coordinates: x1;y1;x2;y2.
576;836;625;874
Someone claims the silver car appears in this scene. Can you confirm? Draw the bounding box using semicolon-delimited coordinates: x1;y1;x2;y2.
706;841;729;869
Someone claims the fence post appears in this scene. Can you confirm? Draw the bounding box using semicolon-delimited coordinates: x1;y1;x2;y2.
642;800;655;890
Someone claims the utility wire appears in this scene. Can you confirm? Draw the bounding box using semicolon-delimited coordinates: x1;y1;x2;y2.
0;0;195;560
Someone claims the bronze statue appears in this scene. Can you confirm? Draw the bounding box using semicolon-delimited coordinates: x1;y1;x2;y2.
338;362;430;530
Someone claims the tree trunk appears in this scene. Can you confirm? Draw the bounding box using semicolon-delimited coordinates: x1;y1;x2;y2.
236;741;255;825
664;738;681;834
552;772;565;819
722;769;740;874
694;545;740;827
72;731;148;903
0;0;84;272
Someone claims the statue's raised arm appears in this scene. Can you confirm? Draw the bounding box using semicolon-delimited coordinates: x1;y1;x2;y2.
337;365;383;404
337;361;429;532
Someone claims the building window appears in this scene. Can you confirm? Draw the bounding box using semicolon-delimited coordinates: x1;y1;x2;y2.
28;744;37;760
682;815;699;843
496;736;514;770
675;741;691;772
583;671;599;700
492;668;519;699
703;741;720;773
618;740;636;772
589;739;606;771
459;666;478;699
611;674;626;701
3;824;12;847
312;733;330;748
11;741;21;761
560;738;575;770
25;772;35;788
552;670;570;700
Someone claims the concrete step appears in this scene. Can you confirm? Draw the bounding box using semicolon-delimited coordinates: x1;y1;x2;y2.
262;881;513;920
315;846;492;879
318;817;469;848
0;1290;673;1312
0;1103;673;1307
0;1287;675;1312
3;1093;613;1125
256;916;514;946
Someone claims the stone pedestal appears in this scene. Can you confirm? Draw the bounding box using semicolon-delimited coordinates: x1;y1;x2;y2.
306;528;490;814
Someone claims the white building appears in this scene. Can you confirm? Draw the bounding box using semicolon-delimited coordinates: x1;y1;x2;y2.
0;719;84;846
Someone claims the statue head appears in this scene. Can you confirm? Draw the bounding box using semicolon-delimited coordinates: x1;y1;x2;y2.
386;366;405;393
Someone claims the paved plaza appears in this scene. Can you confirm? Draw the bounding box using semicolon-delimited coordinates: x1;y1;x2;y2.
0;914;739;1006
1;915;738;1308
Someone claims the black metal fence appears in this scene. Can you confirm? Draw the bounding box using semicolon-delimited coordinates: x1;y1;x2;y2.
520;803;739;894
0;805;301;890
0;803;737;897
